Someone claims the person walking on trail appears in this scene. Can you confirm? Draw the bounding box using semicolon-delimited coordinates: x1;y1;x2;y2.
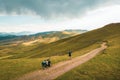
68;50;72;59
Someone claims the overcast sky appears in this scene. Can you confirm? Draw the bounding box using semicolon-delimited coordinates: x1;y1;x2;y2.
0;0;120;32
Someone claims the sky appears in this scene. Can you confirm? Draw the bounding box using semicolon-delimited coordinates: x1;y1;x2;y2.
0;0;120;32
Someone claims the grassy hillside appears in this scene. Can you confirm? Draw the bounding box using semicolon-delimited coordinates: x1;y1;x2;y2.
56;33;120;80
0;23;119;80
7;23;120;59
0;30;85;57
0;29;84;43
0;43;99;80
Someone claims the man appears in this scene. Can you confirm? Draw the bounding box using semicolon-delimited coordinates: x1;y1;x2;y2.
68;50;72;59
47;59;51;67
41;60;47;69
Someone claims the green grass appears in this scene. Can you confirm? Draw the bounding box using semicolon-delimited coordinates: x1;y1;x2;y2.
0;30;80;58
0;23;120;80
0;43;99;80
0;23;119;59
7;23;120;59
56;34;120;80
0;57;66;80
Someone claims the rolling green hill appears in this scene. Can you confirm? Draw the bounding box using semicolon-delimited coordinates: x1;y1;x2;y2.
56;24;120;80
0;29;85;44
7;23;120;59
0;23;119;80
0;29;86;57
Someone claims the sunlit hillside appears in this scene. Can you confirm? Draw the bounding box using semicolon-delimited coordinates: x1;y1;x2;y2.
0;23;119;80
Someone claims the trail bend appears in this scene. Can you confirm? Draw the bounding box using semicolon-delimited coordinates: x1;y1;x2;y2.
18;43;107;80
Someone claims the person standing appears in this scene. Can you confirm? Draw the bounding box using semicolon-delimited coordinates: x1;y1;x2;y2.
68;50;72;59
41;60;46;69
47;59;51;67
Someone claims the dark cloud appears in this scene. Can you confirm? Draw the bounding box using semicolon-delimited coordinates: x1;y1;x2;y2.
0;0;120;18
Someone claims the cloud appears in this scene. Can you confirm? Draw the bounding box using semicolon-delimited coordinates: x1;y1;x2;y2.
0;0;120;18
1;5;120;32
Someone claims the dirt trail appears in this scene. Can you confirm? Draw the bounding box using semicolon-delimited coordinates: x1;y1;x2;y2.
18;43;107;80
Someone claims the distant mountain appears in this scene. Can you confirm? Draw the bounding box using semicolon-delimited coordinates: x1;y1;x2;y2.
0;31;35;41
0;35;17;41
10;31;35;36
29;29;87;39
0;29;87;45
0;31;35;36
64;29;87;33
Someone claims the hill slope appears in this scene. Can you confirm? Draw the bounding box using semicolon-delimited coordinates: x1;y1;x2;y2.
56;24;120;80
0;29;86;46
7;23;120;59
18;43;107;80
0;23;119;80
0;29;86;57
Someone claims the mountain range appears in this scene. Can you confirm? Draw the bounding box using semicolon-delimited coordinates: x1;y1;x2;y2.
0;29;87;45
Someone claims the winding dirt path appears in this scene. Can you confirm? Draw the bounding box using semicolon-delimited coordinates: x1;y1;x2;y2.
18;43;107;80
